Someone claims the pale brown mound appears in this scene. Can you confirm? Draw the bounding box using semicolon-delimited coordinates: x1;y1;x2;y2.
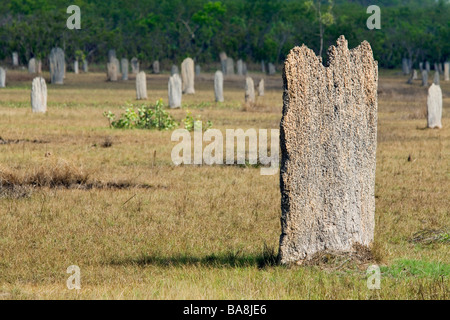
279;36;378;265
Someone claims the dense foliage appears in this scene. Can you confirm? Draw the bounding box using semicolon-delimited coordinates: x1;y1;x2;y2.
0;0;449;68
104;99;178;130
104;99;212;131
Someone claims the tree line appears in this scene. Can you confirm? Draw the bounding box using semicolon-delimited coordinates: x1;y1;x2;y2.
0;0;448;69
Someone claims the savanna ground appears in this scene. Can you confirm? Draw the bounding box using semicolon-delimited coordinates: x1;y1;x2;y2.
0;66;448;300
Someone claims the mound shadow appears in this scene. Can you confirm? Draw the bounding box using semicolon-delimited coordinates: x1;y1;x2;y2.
106;248;279;269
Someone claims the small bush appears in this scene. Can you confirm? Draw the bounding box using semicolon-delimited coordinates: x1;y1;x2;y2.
182;110;212;132
104;100;213;132
104;99;178;130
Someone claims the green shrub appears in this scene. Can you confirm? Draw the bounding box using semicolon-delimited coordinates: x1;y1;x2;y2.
182;110;213;132
104;99;178;130
104;101;213;131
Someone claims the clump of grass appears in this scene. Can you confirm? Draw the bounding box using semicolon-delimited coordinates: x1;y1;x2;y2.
101;136;113;148
0;160;156;190
1;159;90;191
0;159;89;190
0;166;22;188
0;166;35;199
27;159;90;188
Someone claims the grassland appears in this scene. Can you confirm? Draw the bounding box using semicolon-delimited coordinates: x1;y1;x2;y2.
0;68;448;299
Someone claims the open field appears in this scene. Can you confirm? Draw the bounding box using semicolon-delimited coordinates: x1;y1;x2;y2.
0;69;449;299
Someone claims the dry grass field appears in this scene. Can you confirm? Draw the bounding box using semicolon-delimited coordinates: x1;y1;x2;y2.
0;68;448;299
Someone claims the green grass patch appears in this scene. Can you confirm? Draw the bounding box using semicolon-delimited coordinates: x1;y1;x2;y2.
382;259;450;279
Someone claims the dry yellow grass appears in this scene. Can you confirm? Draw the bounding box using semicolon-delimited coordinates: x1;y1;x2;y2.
0;69;448;299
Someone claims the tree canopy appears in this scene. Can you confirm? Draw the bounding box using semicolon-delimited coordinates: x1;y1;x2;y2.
0;0;448;68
